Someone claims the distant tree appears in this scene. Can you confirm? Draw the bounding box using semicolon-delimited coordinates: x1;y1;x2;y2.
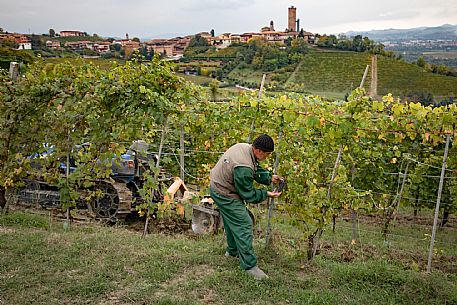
49;28;55;37
317;34;337;48
106;37;115;43
132;37;140;42
0;38;18;49
298;29;305;38
124;47;134;59
290;38;308;54
82;48;98;56
338;33;347;40
101;52;114;59
284;37;293;47
140;46;153;60
83;32;88;36
209;79;220;102
336;39;351;50
0;27;3;33
93;33;100;38
210;29;215;37
416;56;427;68
363;36;373;51
352;35;365;52
30;34;44;50
189;34;209;47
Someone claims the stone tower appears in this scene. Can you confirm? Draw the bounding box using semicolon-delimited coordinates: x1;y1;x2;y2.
270;20;275;31
288;6;297;32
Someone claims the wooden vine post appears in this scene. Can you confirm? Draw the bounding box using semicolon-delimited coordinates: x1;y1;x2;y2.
359;65;369;88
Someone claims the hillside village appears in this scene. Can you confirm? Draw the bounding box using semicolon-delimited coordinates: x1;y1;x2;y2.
0;6;314;59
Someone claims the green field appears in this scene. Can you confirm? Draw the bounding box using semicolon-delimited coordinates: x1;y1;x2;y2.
43;57;125;70
225;50;457;100
377;56;457;98
21;50;457;102
286;51;372;94
1;208;456;305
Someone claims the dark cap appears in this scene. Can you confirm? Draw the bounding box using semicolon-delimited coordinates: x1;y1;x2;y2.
252;134;274;152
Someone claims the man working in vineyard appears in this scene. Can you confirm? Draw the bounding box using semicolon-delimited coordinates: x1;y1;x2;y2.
209;134;282;280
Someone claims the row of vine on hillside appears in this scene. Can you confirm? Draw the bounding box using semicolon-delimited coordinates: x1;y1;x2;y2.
1;58;456;256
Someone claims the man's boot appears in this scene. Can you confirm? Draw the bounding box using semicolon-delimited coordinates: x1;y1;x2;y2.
246;266;269;280
224;251;238;258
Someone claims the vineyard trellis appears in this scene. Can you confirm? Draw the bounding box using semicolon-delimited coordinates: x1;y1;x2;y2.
1;59;456;271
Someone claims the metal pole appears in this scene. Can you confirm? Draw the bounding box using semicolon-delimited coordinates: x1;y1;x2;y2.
180;124;185;182
426;134;451;273
393;161;409;222
156;117;168;168
65;153;71;230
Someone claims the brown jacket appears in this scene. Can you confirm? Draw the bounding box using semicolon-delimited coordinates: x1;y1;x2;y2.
210;143;257;199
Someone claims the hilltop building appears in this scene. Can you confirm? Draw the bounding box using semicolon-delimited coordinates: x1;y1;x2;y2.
46;40;61;49
288;6;297;32
0;6;314;59
0;33;32;50
60;30;86;37
203;6;314;49
63;40;110;53
113;33;140;50
145;36;191;58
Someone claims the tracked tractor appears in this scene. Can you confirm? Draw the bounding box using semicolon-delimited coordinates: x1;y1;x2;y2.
16;141;188;221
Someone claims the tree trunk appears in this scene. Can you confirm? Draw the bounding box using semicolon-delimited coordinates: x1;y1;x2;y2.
351;208;359;243
0;186;6;210
440;209;450;228
307;228;323;260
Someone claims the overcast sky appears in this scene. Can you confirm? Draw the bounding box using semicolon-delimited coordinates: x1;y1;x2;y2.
1;0;456;39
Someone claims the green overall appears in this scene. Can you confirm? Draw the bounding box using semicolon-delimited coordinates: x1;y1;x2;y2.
210;165;271;270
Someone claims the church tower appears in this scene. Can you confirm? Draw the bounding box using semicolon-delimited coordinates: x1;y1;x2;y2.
288;6;297;32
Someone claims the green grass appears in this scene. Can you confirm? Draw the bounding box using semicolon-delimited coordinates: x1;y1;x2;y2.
227;67;268;85
180;74;215;86
1;210;456;305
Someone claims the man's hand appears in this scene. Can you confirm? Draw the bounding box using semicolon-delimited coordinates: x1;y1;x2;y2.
267;191;282;198
271;174;281;184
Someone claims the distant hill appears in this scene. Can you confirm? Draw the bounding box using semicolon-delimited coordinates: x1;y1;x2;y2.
227;50;457;100
346;24;457;41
